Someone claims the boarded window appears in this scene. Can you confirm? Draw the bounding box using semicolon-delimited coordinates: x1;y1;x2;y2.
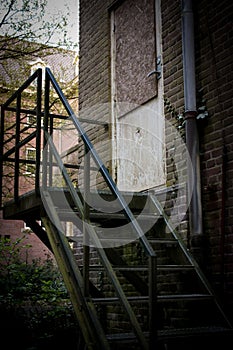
113;0;157;116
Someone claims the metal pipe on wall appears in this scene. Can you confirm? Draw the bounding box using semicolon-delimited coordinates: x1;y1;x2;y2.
181;0;203;240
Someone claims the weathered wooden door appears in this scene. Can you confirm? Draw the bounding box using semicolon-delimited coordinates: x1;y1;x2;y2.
111;0;165;191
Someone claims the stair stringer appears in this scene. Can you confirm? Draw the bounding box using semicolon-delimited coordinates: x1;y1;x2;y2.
41;191;110;350
41;189;151;349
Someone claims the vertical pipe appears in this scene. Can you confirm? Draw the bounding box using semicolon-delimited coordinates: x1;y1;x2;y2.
14;94;21;203
36;69;42;195
182;0;203;241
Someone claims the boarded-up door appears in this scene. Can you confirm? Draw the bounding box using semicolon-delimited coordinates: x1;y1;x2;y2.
111;0;165;191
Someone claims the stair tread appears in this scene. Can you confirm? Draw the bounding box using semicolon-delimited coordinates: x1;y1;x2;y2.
157;325;233;340
92;295;148;304
106;326;233;342
57;208;158;221
78;264;194;271
158;293;212;300
92;293;212;304
148;238;178;244
68;235;179;245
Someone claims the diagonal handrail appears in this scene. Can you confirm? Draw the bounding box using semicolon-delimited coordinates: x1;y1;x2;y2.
149;194;233;329
45;67;155;258
0;67;157;348
44;67;157;348
43;132;149;349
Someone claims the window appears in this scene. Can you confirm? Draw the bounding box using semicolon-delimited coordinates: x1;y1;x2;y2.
29;58;46;86
25;148;36;175
27;114;37;126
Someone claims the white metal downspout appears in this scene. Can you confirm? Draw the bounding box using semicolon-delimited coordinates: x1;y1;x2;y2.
181;0;204;246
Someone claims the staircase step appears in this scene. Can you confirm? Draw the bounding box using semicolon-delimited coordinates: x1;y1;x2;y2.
57;208;158;222
157;293;212;301
157;325;233;341
92;295;148;304
80;264;148;272
92;293;212;305
148;238;178;244
106;332;138;343
106;326;233;344
67;235;179;245
157;264;194;271
78;264;194;272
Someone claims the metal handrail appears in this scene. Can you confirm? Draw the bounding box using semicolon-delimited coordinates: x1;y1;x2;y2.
2;69;42;109
0;67;157;347
45;67;156;258
44;68;157;347
0;69;42;205
43;130;150;350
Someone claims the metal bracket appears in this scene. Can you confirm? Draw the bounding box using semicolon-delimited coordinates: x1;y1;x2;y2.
147;56;162;80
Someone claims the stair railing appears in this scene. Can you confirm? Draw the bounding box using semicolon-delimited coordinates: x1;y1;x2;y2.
43;67;157;348
0;69;42;205
44;67;156;256
0;67;158;348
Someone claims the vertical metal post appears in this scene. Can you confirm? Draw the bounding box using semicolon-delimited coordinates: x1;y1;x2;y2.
43;70;50;189
49;111;53;187
83;144;90;296
35;69;42;195
148;254;157;349
14;93;21;203
0;107;5;207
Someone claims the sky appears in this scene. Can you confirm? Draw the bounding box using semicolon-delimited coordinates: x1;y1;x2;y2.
0;0;79;51
45;0;79;50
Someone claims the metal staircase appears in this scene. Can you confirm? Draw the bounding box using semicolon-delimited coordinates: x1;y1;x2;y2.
0;68;232;349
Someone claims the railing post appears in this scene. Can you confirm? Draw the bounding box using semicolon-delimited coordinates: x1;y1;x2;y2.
14;93;21;203
83;144;91;296
49;103;54;187
35;69;42;196
0;106;5;207
148;254;157;349
43;70;50;189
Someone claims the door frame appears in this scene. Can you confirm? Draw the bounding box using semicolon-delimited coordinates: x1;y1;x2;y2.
110;0;165;191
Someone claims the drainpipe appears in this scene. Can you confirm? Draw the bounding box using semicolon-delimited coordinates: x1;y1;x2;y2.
181;0;204;260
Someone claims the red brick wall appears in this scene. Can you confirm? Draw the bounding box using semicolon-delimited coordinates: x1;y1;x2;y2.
0;210;54;263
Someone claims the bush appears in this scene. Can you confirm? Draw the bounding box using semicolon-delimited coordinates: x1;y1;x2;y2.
0;235;80;349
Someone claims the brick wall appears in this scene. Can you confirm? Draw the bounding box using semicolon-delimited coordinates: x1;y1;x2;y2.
160;0;233;319
79;0;233;320
79;0;189;240
78;0;112;189
0;211;53;263
161;0;189;243
194;0;233;318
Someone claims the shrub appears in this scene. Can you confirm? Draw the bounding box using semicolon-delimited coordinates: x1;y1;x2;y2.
0;235;79;349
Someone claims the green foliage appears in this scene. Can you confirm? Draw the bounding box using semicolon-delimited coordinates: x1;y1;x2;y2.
0;235;66;301
0;235;79;348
